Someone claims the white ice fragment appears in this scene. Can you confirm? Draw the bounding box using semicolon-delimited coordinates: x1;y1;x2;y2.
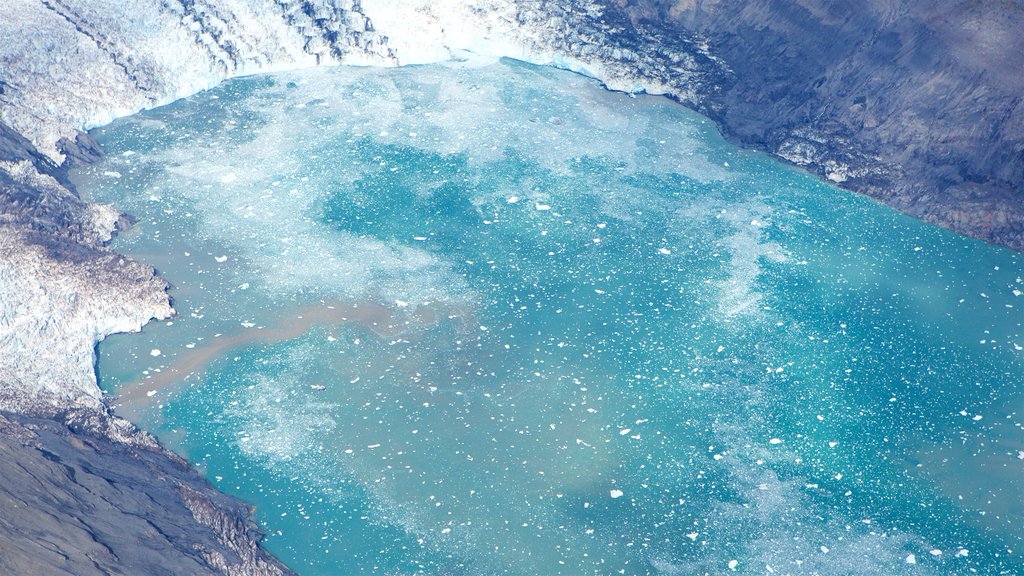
609;489;624;499
146;390;157;397
102;171;122;178
395;299;409;307
215;255;228;263
150;349;161;357
220;173;237;184
728;560;738;571
413;236;427;241
929;549;942;556
594;289;606;294
619;428;631;435
507;196;520;203
535;203;551;211
769;438;783;445
956;549;969;558
658;248;671;255
1017;451;1024;460
241;322;256;328
820;546;829;554
906;554;917;564
686;532;699;541
185;343;195;349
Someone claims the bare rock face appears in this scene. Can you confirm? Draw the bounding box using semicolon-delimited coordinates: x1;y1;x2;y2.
0;409;294;576
614;0;1024;250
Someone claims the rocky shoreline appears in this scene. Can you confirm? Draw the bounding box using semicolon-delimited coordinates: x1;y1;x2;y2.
0;409;293;576
0;1;1020;573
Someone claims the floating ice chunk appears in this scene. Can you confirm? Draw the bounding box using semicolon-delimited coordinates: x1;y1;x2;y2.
1017;451;1024;460
215;255;228;263
609;489;623;499
241;321;256;328
686;532;699;541
146;390;157;397
728;560;738;571
769;438;783;445
658;248;671;255
102;171;122;178
956;549;969;558
906;554;917;564
507;196;520;203
929;549;942;556
619;428;631;435
820;546;829;554
535;203;551;211
220;173;237;183
413;236;427;241
395;299;409;307
150;349;161;357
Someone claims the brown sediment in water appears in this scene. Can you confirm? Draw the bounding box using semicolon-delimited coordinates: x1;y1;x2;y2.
112;298;477;421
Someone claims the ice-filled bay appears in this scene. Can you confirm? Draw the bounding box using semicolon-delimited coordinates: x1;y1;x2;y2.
74;59;1023;575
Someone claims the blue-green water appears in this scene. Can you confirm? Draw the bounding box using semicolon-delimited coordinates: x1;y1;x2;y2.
74;59;1023;575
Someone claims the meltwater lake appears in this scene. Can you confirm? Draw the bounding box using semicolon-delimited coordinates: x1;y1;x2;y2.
73;59;1022;575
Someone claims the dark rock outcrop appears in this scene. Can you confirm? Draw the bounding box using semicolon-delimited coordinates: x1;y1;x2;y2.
613;0;1024;250
0;409;293;576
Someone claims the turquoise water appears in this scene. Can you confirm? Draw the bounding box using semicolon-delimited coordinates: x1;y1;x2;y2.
74;59;1023;575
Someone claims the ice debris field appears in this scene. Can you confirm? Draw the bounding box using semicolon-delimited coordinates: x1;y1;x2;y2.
74;59;1023;575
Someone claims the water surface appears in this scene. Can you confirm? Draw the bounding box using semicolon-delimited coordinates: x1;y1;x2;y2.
75;59;1023;575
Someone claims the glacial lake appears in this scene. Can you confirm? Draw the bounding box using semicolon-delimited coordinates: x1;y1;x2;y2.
74;59;1023;575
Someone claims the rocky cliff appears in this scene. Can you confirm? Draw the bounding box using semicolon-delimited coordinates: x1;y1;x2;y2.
617;0;1024;251
0;409;293;576
0;1;1020;574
